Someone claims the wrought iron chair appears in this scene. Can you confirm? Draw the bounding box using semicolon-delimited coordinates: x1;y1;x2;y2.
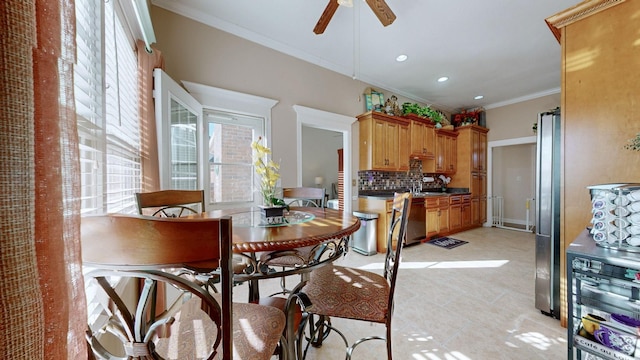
260;187;328;296
81;214;286;360
294;192;412;360
283;187;326;208
135;189;205;217
136;190;248;290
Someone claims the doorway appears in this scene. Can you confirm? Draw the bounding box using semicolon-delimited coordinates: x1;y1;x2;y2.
294;105;356;213
301;126;343;200
487;136;537;231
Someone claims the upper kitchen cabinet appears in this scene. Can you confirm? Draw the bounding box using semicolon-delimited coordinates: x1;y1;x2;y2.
435;129;458;174
358;111;410;171
408;115;436;160
448;125;489;225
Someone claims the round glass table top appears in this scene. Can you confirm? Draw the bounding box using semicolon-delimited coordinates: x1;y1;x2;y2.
221;208;315;228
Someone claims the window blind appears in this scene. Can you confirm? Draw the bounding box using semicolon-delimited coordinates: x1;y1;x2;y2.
75;0;141;215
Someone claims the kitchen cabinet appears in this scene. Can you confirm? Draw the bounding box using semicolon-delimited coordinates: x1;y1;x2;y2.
358;196;411;252
358;111;410;171
425;196;449;238
448;125;489;226
567;230;640;360
449;195;462;231
461;195;472;228
435;130;457;174
409;116;436;159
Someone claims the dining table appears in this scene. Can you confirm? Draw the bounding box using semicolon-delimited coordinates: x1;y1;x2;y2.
195;206;361;359
197;206;360;293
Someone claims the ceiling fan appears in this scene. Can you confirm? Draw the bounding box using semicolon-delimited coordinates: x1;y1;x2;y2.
313;0;396;35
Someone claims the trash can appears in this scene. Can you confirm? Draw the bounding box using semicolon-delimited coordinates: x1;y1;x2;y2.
351;211;378;256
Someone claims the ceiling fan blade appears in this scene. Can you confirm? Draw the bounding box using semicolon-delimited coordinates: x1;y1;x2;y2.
314;0;340;35
364;0;396;27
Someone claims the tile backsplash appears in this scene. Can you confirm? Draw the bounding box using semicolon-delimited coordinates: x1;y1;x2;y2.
358;159;445;192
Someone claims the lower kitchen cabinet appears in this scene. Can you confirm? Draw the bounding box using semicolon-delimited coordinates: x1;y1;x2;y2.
425;195;449;238
449;195;462;231
567;230;640;359
461;195;472;227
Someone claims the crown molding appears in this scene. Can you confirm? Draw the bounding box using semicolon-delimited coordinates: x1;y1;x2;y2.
545;0;626;43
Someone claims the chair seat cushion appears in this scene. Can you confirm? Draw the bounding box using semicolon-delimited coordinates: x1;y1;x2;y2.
259;245;316;267
155;297;285;360
302;265;390;323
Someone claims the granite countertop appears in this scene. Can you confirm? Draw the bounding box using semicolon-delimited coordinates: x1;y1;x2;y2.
358;188;470;199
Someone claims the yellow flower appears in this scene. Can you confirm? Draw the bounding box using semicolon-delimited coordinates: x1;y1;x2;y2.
251;137;282;207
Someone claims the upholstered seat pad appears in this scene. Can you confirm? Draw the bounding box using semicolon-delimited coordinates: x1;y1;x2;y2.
302;265;390;323
259;245;316;267
155;297;285;360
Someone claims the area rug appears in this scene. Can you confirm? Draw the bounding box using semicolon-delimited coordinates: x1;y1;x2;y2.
426;237;468;249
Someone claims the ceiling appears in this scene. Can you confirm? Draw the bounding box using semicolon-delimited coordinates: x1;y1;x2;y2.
151;0;577;112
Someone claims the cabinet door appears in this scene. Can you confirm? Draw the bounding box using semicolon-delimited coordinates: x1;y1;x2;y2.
480;197;487;224
471;129;480;171
397;122;410;170
461;202;472;227
471;198;480;225
447;135;457;173
478;172;487;197
410;121;426;157
385;121;399;169
435;133;446;172
425;124;435;157
449;204;461;230
439;206;449;233
426;207;439;238
372;119;388;169
470;172;480;195
478;131;487;172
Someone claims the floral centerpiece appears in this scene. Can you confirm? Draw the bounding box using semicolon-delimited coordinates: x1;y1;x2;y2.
251;137;287;223
453;108;484;127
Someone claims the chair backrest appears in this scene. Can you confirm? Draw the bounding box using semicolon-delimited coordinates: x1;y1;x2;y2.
384;192;411;313
81;214;233;360
283;187;326;207
136;189;205;217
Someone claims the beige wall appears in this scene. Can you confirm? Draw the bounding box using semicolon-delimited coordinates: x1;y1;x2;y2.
151;6;562;215
486;94;560;227
486;93;560;142
151;6;421;191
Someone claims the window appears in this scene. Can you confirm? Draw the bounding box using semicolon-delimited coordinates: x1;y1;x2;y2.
75;0;141;215
206;110;263;204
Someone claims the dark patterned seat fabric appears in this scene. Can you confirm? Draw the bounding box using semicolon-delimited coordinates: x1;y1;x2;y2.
155;297;286;360
294;192;411;360
302;265;390;323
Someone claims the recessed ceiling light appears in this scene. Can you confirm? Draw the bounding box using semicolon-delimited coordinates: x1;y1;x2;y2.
437;76;449;82
396;54;408;62
474;95;484;100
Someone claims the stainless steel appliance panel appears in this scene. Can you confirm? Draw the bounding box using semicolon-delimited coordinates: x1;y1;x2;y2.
406;197;426;245
534;108;561;318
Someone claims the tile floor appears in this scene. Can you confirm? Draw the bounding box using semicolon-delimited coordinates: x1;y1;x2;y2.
238;226;568;359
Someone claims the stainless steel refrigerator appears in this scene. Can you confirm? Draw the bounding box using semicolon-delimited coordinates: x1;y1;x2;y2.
534;108;561;319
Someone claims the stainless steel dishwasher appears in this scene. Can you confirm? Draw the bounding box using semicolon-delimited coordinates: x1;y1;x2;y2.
406;197;426;245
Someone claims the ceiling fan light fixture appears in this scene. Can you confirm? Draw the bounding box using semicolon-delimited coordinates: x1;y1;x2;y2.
338;0;353;7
